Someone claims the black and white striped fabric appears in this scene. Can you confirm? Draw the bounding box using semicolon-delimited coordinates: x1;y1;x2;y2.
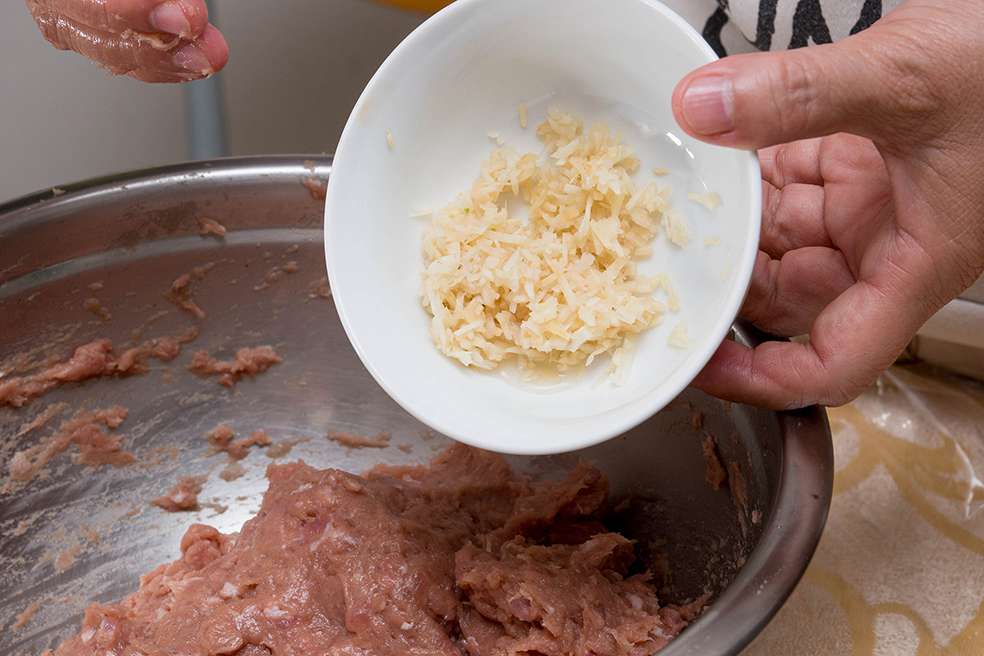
662;0;903;56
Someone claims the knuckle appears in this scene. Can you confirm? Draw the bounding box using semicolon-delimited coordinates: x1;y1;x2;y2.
813;356;855;408
762;183;783;235
771;194;797;246
768;55;823;137
763;350;813;409
821;387;855;408
827;365;878;407
743;256;778;323
771;145;792;188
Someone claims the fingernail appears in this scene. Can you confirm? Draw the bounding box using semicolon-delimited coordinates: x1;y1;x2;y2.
681;75;734;136
150;2;191;37
173;43;212;75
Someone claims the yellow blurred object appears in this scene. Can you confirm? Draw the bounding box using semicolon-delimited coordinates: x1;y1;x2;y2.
375;0;453;13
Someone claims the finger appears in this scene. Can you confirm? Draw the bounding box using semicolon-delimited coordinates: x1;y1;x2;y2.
31;12;227;82
696;258;941;409
671;31;917;149
26;0;209;40
761;181;831;257
131;24;228;82
759;139;823;188
741;247;854;336
692;339;831;409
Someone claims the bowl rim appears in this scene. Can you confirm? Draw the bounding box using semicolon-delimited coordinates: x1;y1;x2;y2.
324;0;763;455
0;156;831;656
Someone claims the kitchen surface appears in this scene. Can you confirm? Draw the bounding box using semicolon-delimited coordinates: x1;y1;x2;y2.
1;1;982;655
756;369;984;655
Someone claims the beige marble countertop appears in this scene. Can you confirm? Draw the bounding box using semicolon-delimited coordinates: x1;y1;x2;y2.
747;365;984;655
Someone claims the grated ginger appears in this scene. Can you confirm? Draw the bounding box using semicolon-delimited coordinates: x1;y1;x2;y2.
687;191;721;211
668;323;690;349
421;109;682;372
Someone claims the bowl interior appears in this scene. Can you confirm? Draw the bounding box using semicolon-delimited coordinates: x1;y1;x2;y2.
326;0;762;454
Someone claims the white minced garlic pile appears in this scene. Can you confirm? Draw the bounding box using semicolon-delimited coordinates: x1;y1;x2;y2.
421;109;687;374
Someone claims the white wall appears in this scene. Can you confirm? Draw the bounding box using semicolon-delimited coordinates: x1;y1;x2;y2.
0;0;423;202
0;3;186;202
211;0;422;156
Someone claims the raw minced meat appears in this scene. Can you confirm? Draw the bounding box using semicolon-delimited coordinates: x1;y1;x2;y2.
152;476;207;512
47;445;702;656
0;331;197;408
189;346;281;387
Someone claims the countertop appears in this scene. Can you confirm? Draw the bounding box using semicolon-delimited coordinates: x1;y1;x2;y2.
747;364;984;655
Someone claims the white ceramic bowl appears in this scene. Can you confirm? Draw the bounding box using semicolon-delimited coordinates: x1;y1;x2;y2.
325;0;761;455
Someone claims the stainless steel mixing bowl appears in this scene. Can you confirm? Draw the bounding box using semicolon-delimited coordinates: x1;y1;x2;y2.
0;157;832;655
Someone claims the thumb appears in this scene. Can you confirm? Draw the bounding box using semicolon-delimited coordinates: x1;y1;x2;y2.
671;36;911;149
